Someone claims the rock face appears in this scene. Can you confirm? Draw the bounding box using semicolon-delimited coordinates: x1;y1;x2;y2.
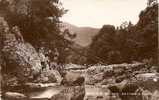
0;17;63;85
1;17;42;82
0;17;64;100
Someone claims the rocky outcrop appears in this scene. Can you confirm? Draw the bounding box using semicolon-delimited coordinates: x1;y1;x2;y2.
0;17;64;85
137;4;158;28
1;17;59;83
0;17;42;82
85;63;146;85
0;17;64;100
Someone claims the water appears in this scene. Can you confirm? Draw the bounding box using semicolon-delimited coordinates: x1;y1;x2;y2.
28;86;65;99
28;85;110;99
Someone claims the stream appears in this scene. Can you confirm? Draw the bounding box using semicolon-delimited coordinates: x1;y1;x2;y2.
28;86;64;99
28;85;110;100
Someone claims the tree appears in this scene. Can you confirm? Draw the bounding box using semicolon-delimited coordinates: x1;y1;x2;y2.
147;0;158;6
88;25;117;64
0;0;66;45
0;0;72;64
89;3;158;65
63;29;76;41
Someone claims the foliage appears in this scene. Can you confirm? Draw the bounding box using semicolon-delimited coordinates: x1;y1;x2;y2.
88;4;158;65
0;0;66;43
147;0;158;6
88;25;120;64
0;0;71;64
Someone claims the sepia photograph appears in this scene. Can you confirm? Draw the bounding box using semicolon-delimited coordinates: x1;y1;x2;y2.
0;0;158;100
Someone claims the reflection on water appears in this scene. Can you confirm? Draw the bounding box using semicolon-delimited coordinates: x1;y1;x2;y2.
85;85;110;100
86;86;109;95
29;86;65;99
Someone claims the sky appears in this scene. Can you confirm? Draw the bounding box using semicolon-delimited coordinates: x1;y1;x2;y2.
60;0;147;28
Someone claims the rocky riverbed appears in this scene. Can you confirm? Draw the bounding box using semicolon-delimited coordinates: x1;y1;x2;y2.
1;64;159;100
0;16;159;100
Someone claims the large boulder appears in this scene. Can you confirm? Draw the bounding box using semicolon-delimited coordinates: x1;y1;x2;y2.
3;42;42;78
0;17;42;82
51;71;85;100
35;69;62;83
135;73;159;92
86;72;105;85
61;71;85;86
108;73;159;100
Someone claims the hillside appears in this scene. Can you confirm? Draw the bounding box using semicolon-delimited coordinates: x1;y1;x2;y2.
88;3;158;64
61;22;99;47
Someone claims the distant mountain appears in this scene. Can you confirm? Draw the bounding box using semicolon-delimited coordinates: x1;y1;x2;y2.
61;22;100;47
